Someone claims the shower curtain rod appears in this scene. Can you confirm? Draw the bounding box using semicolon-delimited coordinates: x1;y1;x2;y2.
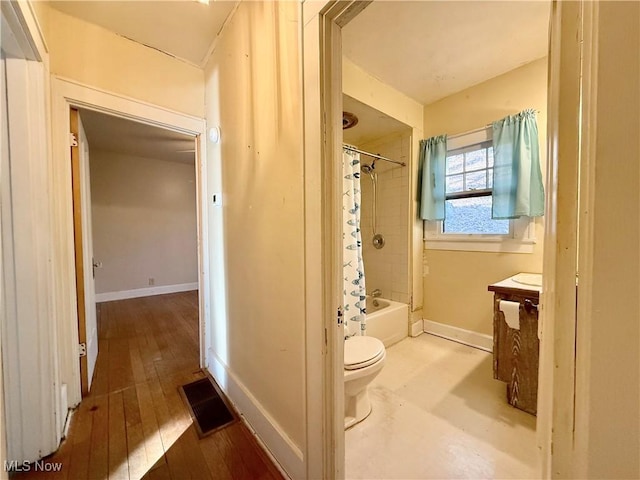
343;145;406;167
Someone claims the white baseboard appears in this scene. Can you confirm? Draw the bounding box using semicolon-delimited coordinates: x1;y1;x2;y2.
411;320;424;337
207;349;302;479
95;282;198;302
423;319;493;353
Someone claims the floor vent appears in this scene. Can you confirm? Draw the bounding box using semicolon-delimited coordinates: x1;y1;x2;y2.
180;377;235;437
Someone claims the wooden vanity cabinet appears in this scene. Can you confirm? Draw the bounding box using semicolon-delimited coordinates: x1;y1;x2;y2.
487;284;540;416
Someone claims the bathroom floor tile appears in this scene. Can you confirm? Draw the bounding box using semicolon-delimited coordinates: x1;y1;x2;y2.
345;334;538;479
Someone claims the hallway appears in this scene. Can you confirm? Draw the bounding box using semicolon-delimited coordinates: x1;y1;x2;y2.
17;292;282;480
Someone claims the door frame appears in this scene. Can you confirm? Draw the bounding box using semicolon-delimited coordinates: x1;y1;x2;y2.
69;107;91;397
303;0;587;477
1;0;57;464
50;76;209;439
302;2;372;478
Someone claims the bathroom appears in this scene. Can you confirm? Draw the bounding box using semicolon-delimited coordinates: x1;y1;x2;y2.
340;2;549;478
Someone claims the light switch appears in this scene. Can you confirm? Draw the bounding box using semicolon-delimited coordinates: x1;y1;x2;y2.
212;193;223;206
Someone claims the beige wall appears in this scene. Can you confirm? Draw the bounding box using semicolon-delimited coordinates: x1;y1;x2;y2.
45;7;204;117
422;58;548;335
204;0;305;468
360;131;412;304
90;150;197;294
30;0;50;46
343;58;423;130
343;56;425;317
574;2;639;477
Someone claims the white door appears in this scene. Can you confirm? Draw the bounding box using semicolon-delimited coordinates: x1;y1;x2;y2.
77;113;99;389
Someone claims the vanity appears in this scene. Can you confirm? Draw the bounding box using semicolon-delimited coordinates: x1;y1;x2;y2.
488;273;541;416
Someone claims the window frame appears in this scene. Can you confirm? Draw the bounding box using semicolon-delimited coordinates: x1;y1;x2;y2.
423;127;536;253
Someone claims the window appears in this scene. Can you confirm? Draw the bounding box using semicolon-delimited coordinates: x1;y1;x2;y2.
424;128;536;253
443;142;509;235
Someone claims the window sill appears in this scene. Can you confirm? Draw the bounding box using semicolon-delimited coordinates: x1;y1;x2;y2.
424;237;535;254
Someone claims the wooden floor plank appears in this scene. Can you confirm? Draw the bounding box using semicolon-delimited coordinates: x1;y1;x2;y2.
129;337;147;385
87;394;109;480
181;425;217;480
136;381;165;472
142;462;171;480
199;435;234;480
14;292;282;480
66;400;93;480
108;391;129;479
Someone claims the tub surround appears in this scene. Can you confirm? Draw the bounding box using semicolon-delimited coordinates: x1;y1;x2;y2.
360;132;412;306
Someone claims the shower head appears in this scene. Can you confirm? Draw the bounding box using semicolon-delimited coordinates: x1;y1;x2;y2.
361;162;376;174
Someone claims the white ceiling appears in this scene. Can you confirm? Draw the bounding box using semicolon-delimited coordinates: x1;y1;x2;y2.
50;0;238;66
80;109;195;164
343;1;550;105
343;95;410;146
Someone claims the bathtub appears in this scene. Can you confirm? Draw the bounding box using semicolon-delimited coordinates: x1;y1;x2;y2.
365;297;409;347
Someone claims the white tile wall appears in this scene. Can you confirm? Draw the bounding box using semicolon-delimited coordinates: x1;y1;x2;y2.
359;131;411;304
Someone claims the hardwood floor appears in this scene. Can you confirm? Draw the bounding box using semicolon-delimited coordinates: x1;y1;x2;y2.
18;292;283;480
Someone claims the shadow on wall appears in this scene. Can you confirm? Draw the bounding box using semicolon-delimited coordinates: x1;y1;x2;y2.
203;0;306;457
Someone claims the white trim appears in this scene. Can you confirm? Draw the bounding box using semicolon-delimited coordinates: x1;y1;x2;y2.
1;55;58;461
0;1;47;63
423;319;493;353
302;3;372;479
95;283;198;303
301;9;327;479
53;76;203;134
447;126;491;151
424;238;535;254
537;2;583;477
14;1;48;60
572;3;598;476
410;320;424;337
237;415;291;480
424;216;536;253
208;349;303;480
50;77;208;442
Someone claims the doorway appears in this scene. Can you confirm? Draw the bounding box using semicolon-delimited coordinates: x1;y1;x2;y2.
340;4;549;477
70;108;201;397
300;1;580;478
51;77;208;441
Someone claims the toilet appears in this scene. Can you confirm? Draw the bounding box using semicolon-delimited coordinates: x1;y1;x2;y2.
344;335;386;429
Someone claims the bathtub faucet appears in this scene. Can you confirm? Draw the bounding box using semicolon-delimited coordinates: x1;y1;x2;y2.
370;289;382;298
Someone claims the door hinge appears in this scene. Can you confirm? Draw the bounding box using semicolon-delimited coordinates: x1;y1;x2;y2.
337;306;344;326
69;132;78;147
78;342;87;357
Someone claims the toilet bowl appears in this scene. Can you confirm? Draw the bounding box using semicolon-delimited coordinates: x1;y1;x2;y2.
344;335;386;429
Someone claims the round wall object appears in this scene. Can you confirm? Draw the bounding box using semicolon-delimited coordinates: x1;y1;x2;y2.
372;234;385;249
209;126;221;143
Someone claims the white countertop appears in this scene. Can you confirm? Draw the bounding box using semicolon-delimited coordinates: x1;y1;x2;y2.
489;273;543;293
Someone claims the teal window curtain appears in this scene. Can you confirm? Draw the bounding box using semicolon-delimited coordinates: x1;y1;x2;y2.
418;135;447;221
492;109;545;219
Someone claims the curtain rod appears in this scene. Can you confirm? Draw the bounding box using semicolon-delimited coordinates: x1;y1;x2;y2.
343;145;406;167
447;110;542;140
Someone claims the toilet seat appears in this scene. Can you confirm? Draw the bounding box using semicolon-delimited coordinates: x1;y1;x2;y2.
344;336;385;370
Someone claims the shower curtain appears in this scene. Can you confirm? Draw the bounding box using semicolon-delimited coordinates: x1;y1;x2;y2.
343;147;367;336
